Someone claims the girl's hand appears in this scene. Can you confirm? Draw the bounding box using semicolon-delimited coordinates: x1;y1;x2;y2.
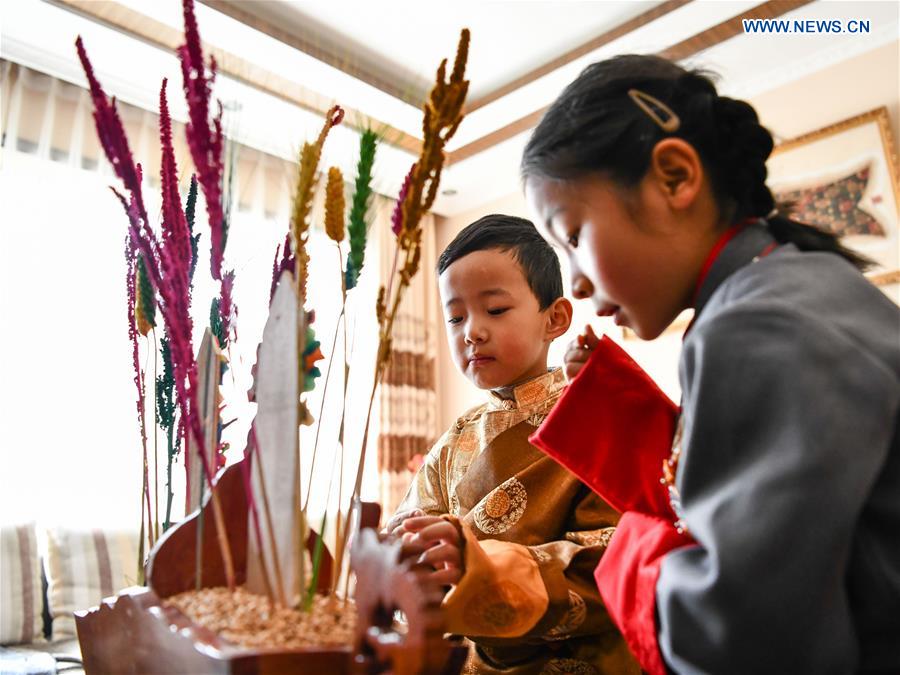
400;515;463;586
383;508;425;536
563;324;600;382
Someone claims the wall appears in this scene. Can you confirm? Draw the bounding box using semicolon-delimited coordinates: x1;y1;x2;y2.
752;40;899;158
432;39;900;433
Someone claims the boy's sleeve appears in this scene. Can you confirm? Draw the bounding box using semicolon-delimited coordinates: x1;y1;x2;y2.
441;488;622;642
394;430;451;516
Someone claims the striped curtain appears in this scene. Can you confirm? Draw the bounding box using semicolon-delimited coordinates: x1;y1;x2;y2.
376;205;440;514
1;59;300;220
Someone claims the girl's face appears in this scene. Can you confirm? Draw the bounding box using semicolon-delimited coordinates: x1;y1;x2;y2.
526;173;705;340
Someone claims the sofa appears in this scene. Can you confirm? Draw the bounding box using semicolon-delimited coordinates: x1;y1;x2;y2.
1;523;138;675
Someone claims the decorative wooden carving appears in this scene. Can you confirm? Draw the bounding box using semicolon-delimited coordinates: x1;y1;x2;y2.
351;529;468;675
147;461;248;598
77;459;465;674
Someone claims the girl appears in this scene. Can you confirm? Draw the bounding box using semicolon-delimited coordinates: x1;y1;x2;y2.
521;54;900;675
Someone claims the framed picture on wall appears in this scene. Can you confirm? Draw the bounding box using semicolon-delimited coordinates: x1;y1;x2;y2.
767;106;900;298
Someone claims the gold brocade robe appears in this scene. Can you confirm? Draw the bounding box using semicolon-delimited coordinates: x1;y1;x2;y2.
396;369;640;675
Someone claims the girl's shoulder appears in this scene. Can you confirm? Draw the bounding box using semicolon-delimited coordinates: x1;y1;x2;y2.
689;246;900;379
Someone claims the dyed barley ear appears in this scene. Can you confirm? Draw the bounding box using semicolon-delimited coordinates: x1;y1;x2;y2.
345;129;377;290
343;27;471;548
324;167;345;243
135;254;157;336
290;105;344;299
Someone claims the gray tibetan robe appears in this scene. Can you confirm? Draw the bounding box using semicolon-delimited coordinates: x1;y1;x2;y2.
658;222;900;674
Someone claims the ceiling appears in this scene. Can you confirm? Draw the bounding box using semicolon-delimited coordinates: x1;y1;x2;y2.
3;0;898;216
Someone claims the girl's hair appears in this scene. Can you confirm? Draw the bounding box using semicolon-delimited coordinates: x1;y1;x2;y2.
521;54;871;270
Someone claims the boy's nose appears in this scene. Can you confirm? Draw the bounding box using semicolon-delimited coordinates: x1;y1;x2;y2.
464;320;487;344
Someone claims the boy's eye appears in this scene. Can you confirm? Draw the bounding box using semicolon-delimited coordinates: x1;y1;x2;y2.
567;229;580;248
447;316;463;325
487;307;509;316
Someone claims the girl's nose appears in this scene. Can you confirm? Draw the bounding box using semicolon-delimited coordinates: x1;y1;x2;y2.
572;275;593;300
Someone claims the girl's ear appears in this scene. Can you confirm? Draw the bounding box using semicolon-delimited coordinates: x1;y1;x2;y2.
648;138;704;212
545;297;573;340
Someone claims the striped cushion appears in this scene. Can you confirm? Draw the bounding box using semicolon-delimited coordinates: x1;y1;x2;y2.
0;523;44;645
44;528;139;637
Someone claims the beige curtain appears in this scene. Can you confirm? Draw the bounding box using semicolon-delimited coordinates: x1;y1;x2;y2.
376;197;441;515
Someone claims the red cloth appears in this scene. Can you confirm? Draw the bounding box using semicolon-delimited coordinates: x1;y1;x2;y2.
529;337;693;675
530;336;679;517
595;512;693;675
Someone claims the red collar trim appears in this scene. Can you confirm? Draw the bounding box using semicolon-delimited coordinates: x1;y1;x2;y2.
683;218;763;340
690;220;754;306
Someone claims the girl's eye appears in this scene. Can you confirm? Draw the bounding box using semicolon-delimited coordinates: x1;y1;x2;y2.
447;316;463;325
487;307;509;316
567;229;580;248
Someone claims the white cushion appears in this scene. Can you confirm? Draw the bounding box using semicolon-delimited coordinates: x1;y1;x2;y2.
0;523;44;645
43;527;139;638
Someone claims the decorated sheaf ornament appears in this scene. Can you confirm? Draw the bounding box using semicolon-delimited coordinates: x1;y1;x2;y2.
661;413;689;534
473;477;527;534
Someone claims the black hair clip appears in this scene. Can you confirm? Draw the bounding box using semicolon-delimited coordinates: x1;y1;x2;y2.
628;89;681;133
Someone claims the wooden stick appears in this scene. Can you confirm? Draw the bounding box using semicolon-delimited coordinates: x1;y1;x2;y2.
203;339;235;592
250;424;288;606
195;464;204;591
152;327;160;543
138;487;146;586
301;305;345;513
206;469;235;591
138;362;155;550
294;271;307;605
238;447;276;608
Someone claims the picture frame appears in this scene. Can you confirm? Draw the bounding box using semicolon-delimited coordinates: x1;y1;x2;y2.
767;106;899;282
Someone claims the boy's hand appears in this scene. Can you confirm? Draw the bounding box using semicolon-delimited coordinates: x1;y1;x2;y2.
400;515;463;586
563;324;600;382
383;508;425;536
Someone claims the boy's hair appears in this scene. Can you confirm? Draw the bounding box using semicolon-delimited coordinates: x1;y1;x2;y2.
437;214;563;310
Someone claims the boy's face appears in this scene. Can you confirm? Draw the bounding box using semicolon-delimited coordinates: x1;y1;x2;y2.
439;248;562;390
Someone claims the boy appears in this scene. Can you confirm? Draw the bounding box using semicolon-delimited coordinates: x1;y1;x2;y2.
388;215;638;674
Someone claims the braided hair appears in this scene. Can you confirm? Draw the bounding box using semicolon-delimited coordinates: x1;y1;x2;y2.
521;54;871;270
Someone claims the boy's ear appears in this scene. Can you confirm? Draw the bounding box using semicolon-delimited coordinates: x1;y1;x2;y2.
545;297;573;340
